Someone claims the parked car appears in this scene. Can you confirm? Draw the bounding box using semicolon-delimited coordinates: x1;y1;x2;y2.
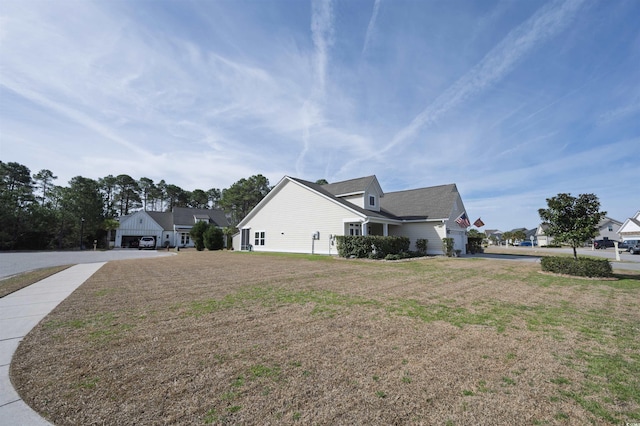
519;241;533;246
629;243;640;255
139;236;156;250
593;239;617;249
622;240;639;252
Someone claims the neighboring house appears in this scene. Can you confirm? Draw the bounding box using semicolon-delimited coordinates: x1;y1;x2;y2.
524;228;537;245
618;211;640;242
536;224;554;246
536;216;623;247
232;175;469;255
595;216;623;241
484;229;503;245
115;207;229;248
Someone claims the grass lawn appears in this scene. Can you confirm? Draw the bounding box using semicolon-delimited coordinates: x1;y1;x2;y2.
11;251;640;425
0;265;71;298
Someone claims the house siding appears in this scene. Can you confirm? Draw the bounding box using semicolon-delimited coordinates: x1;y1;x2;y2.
239;180;363;254
115;211;163;248
388;222;446;255
597;219;622;241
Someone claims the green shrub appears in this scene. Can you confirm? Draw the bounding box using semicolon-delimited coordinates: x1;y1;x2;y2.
442;238;454;257
416;239;428;255
204;226;225;250
540;256;613;278
467;237;483;254
335;235;410;258
190;221;209;251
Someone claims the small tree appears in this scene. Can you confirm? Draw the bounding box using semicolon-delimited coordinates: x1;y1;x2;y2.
190;221;210;251
538;193;606;259
502;231;513;246
204;226;224;250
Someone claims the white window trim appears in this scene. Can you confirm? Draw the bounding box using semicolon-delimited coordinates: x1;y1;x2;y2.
254;230;266;246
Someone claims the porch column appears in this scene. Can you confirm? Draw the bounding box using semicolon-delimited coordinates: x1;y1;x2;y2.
383;223;388;236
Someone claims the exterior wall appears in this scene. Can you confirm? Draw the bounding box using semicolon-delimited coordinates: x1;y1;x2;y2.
342;194;365;209
237;180;363;254
388;222;446;255
447;194;468;254
115;211;164;248
619;212;640;240
364;190;381;212
597;220;622;241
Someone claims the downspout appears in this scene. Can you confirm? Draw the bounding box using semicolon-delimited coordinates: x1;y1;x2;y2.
362;218;370;236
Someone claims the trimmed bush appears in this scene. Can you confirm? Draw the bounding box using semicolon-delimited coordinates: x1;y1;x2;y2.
416;239;428;255
540;256;613;278
204;226;224;250
467;237;483;254
442;238;454;257
336;235;410;259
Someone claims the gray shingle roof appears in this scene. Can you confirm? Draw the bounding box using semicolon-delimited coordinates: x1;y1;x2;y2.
173;207;229;227
380;184;458;220
147;211;173;230
322;175;377;196
291;176;459;222
143;208;230;229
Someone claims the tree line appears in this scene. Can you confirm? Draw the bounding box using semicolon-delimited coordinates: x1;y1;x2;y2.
0;161;271;250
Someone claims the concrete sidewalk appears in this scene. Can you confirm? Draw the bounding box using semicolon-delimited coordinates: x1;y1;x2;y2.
0;262;106;426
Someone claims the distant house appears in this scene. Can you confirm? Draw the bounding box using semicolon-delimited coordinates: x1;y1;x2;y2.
115;207;229;248
536;216;623;247
618;211;640;242
595;217;623;241
232;175;470;255
484;229;503;245
535;224;553;246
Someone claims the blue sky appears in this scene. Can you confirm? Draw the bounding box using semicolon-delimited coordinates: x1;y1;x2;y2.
1;0;638;230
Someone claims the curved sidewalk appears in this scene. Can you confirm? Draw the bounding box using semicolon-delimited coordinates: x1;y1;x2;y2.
0;262;106;426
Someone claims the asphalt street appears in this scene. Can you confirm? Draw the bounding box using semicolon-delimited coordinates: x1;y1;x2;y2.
0;249;175;279
474;246;640;271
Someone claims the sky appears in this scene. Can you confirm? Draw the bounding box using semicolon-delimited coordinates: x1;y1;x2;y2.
1;0;638;231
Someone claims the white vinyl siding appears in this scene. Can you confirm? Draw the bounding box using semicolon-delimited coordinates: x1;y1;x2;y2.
342;194;365;209
388;222;446;255
240;179;364;254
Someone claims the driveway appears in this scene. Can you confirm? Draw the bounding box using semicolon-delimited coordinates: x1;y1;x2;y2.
0;249;174;279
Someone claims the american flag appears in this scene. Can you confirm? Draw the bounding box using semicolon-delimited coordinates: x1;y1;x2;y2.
455;213;470;228
473;218;485;227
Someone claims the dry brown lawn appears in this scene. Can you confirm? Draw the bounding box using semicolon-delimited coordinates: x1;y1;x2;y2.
0;265;71;298
11;251;640;425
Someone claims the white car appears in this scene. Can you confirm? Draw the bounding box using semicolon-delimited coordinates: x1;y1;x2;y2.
138;237;156;250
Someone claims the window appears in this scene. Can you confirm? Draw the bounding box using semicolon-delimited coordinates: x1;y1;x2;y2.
349;223;361;236
181;233;190;246
254;231;265;246
369;195;376;207
608;225;613;232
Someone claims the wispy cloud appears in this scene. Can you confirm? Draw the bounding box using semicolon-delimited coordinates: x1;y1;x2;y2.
310;0;334;97
297;0;335;176
362;0;382;57
383;0;586;154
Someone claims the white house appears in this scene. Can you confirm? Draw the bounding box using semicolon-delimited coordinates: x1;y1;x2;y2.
116;207;229;248
535;224;553;247
232;175;470;255
618;210;640;242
